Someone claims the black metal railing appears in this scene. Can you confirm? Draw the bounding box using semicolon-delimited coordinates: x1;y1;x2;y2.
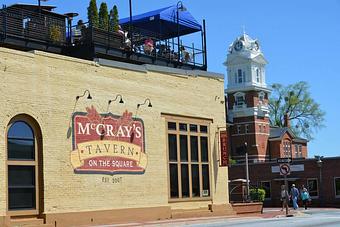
0;5;66;45
70;22;206;68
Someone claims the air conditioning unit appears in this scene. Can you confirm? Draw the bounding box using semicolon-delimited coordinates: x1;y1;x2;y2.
202;190;209;197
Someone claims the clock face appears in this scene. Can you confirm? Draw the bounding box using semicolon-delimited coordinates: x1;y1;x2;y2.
234;41;243;51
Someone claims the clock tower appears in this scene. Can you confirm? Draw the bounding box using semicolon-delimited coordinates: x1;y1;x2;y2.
225;33;271;163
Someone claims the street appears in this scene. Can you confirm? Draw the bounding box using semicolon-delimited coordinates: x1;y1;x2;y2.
99;208;340;227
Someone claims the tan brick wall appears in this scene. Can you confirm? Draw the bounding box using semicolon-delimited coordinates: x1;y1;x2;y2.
0;48;229;215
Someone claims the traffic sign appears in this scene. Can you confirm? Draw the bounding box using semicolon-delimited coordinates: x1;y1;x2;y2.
280;163;291;176
277;157;292;164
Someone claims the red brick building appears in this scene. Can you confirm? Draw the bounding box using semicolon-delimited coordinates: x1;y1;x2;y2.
225;33;307;163
228;157;340;207
224;34;339;208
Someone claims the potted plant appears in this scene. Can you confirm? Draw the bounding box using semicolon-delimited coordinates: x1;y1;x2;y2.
250;188;265;213
49;25;62;43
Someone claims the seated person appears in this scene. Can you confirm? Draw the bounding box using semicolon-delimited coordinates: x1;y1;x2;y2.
144;38;154;55
158;44;167;57
180;46;191;63
124;32;131;49
118;25;125;36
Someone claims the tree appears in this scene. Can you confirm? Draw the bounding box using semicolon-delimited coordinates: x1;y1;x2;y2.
99;2;109;30
109;5;119;32
87;0;99;28
269;81;325;141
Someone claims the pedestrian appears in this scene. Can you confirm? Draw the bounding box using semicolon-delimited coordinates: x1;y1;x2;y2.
290;184;299;210
280;185;289;211
300;185;310;210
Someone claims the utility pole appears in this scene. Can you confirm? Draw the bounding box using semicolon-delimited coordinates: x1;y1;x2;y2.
245;142;249;201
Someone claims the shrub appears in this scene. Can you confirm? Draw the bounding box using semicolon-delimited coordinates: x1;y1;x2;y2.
87;0;99;27
109;5;119;32
99;2;109;30
49;25;62;43
249;188;265;202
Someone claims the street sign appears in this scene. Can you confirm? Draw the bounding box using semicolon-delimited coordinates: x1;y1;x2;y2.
280;163;291;176
277;157;292;164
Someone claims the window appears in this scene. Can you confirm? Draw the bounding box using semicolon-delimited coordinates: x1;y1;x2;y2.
245;124;249;134
260;181;271;200
258;92;265;103
256;68;260;83
335;178;340;198
236;96;245;107
7;119;41;214
263;125;266;133
238;69;243;83
259;124;262;133
307;179;318;197
295;144;299;158
166;117;211;200
299;145;303;157
283;141;291;157
237;125;241;134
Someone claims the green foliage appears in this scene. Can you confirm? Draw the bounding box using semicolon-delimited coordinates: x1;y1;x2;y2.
269;81;325;141
109;5;119;32
250;188;265;202
99;2;109;30
87;0;99;27
49;25;62;43
229;158;237;165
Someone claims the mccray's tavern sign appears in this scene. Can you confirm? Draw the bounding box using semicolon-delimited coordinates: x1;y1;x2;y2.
70;106;147;175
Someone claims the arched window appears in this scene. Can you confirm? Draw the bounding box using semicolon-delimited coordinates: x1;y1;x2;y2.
7;118;42;215
8;121;35;160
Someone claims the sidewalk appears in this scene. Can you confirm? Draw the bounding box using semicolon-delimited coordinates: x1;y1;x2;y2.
91;208;305;227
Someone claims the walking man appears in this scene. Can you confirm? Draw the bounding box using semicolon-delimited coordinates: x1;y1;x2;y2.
280;185;289;211
290;184;299;210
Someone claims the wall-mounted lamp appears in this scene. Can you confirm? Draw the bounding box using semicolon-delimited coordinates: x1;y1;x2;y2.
108;94;124;105
215;95;225;104
76;89;92;100
137;98;152;108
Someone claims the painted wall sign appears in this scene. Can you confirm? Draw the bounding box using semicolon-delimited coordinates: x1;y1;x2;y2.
220;130;228;167
70;106;147;175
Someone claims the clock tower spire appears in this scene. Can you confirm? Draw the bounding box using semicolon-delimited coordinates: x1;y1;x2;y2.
224;33;271;163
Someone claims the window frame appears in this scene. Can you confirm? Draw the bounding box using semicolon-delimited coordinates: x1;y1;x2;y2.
164;115;212;202
256;68;260;83
6;117;42;216
307;178;319;198
245;124;249;134
334;177;340;199
237;125;241;134
238;69;243;83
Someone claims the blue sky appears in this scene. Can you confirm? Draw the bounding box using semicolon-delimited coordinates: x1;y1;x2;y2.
4;0;340;158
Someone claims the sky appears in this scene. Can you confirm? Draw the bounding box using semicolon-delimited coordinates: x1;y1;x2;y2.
3;0;340;158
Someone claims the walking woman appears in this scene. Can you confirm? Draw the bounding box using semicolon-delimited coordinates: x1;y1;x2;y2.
301;186;310;210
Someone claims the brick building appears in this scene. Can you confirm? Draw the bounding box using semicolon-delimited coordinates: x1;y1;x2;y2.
229;157;340;208
224;33;308;163
0;4;235;226
225;34;339;208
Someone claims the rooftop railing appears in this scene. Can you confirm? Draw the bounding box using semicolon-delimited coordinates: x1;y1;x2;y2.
70;22;206;69
0;5;66;47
